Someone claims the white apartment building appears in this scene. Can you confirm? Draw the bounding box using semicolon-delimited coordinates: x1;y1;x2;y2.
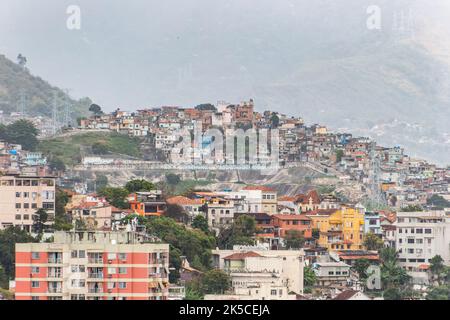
395;210;450;285
212;245;304;298
0;175;56;232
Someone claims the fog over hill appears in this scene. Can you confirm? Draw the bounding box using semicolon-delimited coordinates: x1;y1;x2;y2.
0;0;449;165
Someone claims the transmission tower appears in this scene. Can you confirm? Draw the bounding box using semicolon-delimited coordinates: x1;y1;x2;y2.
63;89;71;127
52;92;59;135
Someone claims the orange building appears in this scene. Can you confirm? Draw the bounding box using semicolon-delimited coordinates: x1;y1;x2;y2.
15;231;169;300
271;214;312;238
128;191;166;217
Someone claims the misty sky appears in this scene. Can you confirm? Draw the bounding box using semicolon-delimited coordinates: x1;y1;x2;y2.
1;0;449;114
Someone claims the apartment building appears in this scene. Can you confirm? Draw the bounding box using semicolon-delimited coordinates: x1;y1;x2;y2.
212;245;304;297
15;231;170;300
395;210;450;285
129;191;166;217
0;174;56;232
311;206;365;251
241;186;278;214
206;197;235;231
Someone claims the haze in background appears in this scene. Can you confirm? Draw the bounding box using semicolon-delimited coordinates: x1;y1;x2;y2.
0;0;449;165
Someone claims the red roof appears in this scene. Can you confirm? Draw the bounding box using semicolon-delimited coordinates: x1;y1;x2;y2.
167;196;203;205
272;214;311;221
243;185;275;192
223;251;262;260
294;190;321;205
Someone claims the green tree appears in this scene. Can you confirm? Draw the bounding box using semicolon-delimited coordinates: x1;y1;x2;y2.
0;227;36;285
2;119;39;151
166;173;181;186
284;230;306;249
363;233;384;251
165;204;189;223
91;142;109;154
192;215;209;234
32;208;49;239
426;285;450;300
401;205;423;212
270;114;280;128
353;259;371;282
98;187;129;209
379;247;412;299
124;179;155;193
89;103;103;115
54;189;72;231
335;149;344;163
304;266;317;288
145;216;216;270
429;255;446;286
427;195;450;209
48;157;66;172
95;175;108;191
201;269;230;294
218;215;256;249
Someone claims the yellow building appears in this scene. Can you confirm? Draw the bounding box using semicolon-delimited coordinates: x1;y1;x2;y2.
307;207;364;251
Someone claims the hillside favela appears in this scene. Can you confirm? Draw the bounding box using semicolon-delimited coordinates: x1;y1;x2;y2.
0;1;450;304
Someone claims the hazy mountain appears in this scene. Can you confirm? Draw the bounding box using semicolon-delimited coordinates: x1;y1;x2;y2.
0;0;448;164
0;54;91;122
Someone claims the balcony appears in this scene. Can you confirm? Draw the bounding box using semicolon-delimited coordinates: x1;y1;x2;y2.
47;258;62;264
48;287;62;294
88;273;104;279
88;287;103;294
88;258;104;264
47;272;62;278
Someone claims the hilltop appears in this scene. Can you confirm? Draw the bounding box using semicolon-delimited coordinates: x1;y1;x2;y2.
0;54;90;122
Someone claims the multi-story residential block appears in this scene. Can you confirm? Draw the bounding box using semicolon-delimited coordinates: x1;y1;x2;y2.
364;211;382;235
206;197;235;230
15;231;170;300
166;196;204;222
271;214;312;239
311;206;365;251
312;261;351;287
129;191;166;217
241;186;277;214
0;174;56;232
395;210;450;285
212;245;304;298
66;195;113;230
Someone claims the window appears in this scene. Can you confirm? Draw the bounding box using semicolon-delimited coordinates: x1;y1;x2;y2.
32;296;39;300
24;203;29;209
119;267;127;274
425;229;432;234
408;249;414;254
24;214;29;220
416;229;423;234
271;290;277;296
16;192;21;198
31;281;40;288
107;253;117;260
31;203;37;209
15;214;21;220
15;203;21;209
108;267;117;274
31;267;40;274
71;250;78;258
119;282;127;289
416;239;423;244
118;253;127;260
23;192;29;198
328;271;334;275
78;250;86;258
31;252;40;259
407;239;415;244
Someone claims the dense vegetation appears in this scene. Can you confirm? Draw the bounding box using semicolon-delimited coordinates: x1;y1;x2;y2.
38;132;142;166
0;54;90;121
